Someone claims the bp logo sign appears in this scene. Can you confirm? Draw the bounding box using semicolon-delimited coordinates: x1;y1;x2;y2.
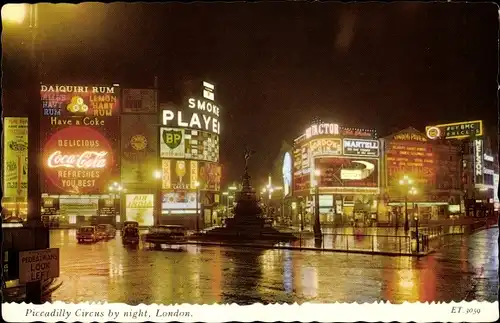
162;129;183;149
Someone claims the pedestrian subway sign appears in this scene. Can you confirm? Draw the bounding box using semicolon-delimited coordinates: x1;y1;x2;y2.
19;248;60;283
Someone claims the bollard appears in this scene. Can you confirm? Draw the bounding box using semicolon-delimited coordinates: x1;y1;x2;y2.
346;235;349;251
399;237;401;253
371;235;374;252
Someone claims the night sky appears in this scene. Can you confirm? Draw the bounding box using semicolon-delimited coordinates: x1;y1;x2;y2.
2;2;498;186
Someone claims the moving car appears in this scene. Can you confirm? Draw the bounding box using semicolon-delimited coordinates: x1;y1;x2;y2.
96;224;116;240
121;221;139;235
143;225;188;244
77;226;98;243
122;226;140;245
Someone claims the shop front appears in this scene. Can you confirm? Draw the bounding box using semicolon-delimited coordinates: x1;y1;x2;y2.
41;194;118;228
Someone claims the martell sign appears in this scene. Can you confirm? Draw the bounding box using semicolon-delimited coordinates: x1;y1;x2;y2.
42;127;114;194
343;139;379;157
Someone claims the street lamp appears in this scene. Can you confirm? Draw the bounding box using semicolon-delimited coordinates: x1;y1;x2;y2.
153;170;162;225
399;175;414;233
108;182;124;226
2;4;28;24
195;181;200;231
414;214;420;253
313;169;322;239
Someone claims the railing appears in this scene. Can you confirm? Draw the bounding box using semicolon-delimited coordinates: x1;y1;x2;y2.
274;232;415;254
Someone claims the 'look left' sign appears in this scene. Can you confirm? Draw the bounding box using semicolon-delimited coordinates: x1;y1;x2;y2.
19;248;60;284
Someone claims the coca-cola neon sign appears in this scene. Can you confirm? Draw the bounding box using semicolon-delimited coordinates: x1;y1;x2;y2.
47;151;108;169
42;126;114;194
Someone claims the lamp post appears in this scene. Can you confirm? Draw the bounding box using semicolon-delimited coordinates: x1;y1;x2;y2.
153;170;162;225
408;186;419;252
228;186;237;220
195;181;200;231
262;181;283;223
409;186;418;226
414;215;420;253
222;191;229;218
3;4;58;305
399;175;414;234
108;182;124;226
313;169;322;239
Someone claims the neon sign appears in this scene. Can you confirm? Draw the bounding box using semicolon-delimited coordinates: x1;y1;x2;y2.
161;81;221;135
426;120;483;140
42;126;114;194
47;151;108;169
305;123;339;139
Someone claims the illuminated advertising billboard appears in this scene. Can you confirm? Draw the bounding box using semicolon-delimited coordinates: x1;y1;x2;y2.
122;89;158;114
339;126;377;139
309;138;342;157
40;84;120;120
282;152;292;197
426;120;483;140
198;162;222;191
40;84;120;193
42;127;115;194
474;139;484;185
125;194;154;226
3;117;28;198
161;159;199;190
293;144;310;173
162;191;199;210
161;81;221;135
121;115;158;187
385;138;436;187
293;172;311;192
305;123;339;139
315;157;379;188
159;127;219;162
343;138;379;157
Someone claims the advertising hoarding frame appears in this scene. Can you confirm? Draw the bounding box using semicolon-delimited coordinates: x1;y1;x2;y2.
314;156;380;189
342;138;379;157
425;120;483;140
40;83;121;195
159;127;220;162
122;89;158;114
3;117;28;199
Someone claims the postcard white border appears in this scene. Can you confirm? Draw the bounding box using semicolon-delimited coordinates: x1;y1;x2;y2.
2;301;498;322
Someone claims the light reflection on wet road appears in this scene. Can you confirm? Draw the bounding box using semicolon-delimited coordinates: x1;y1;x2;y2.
51;228;498;305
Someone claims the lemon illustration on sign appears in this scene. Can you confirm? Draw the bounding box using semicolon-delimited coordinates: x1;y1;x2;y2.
66;96;88;113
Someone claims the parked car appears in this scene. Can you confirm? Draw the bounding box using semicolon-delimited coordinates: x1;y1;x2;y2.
143;225;188;245
77;226;98;243
122;226;140;245
96;224;116;240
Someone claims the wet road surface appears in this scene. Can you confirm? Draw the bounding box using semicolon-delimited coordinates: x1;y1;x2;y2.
51;228;498;305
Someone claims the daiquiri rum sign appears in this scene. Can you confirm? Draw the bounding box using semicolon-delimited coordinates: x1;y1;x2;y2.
40;84;121;194
42;127;114;194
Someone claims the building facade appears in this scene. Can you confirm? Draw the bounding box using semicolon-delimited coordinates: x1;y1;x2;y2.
380;127;463;224
157;81;222;229
39;83;122;227
291;121;380;226
426;120;498;217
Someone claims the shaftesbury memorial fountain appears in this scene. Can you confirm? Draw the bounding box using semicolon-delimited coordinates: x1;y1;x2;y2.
194;148;297;243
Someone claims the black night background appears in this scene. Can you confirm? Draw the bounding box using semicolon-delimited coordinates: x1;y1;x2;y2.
2;2;498;186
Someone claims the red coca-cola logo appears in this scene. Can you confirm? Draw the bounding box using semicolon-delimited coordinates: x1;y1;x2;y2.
42;127;114;194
